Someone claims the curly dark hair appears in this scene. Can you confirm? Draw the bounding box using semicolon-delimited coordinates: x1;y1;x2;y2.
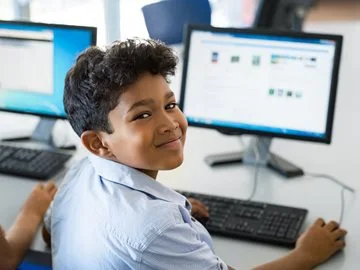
63;38;178;136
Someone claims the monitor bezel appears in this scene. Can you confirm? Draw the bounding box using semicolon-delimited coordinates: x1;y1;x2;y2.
0;20;97;120
179;24;342;144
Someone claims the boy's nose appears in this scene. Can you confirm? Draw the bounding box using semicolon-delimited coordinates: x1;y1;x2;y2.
157;116;179;134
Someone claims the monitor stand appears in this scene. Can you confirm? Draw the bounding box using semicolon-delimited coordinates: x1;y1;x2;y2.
1;117;76;150
204;136;304;178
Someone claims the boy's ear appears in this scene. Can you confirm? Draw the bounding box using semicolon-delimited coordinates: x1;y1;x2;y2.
81;131;114;158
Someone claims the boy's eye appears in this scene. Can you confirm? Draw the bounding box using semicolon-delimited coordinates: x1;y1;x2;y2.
165;102;178;110
134;112;151;120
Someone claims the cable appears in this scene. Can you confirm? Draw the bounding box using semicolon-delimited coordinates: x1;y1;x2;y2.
339;187;345;225
305;172;355;193
304;172;355;225
247;163;260;201
247;138;261;201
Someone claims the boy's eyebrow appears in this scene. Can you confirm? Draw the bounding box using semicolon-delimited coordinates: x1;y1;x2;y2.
127;91;175;113
165;91;175;99
127;98;155;113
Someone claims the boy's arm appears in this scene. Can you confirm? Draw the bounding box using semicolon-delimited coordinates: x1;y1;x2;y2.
253;218;347;270
0;225;13;270
3;210;44;269
0;182;56;269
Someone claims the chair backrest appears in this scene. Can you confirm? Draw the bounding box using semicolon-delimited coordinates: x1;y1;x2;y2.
142;0;211;45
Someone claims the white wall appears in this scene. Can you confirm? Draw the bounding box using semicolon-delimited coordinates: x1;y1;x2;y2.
0;0;15;19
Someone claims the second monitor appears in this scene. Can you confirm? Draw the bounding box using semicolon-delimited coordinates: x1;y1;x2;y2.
179;25;342;177
0;20;96;147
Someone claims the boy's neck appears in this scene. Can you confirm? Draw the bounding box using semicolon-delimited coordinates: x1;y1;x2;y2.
138;169;158;179
102;156;158;180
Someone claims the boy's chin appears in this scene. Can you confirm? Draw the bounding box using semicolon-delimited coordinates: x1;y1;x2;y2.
160;158;184;170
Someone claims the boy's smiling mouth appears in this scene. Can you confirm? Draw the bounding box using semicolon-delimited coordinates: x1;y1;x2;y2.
156;136;182;148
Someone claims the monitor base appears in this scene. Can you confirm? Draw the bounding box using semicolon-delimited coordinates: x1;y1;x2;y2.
1;117;76;150
204;137;304;178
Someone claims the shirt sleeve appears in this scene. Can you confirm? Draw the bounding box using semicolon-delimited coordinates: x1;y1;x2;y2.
140;222;229;270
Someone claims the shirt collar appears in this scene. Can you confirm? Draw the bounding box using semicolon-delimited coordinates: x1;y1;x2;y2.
88;154;190;210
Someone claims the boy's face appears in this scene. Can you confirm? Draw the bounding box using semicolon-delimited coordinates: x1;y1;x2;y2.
102;73;187;178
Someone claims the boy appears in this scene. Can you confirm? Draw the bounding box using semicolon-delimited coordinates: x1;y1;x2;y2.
0;181;57;270
44;39;347;269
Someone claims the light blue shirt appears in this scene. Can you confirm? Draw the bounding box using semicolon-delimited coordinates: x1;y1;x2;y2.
45;155;229;270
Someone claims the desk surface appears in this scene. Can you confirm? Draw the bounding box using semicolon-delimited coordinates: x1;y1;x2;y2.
1;21;359;270
0;126;358;270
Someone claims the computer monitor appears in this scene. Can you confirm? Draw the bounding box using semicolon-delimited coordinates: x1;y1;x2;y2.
180;24;342;177
0;20;96;147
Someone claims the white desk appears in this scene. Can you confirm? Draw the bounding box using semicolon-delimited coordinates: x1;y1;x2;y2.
0;125;359;269
1;20;359;270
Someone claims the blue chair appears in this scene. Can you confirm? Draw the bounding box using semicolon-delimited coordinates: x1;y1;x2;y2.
142;0;211;45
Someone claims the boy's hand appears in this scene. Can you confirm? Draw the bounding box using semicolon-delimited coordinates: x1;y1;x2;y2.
188;198;209;221
294;218;347;268
21;181;57;220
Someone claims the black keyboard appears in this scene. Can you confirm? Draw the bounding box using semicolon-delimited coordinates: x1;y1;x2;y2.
0;144;72;180
178;190;308;247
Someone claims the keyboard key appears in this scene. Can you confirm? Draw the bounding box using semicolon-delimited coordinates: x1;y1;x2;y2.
286;229;298;240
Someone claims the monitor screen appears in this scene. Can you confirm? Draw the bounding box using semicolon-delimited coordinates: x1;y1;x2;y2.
180;25;342;143
0;20;96;119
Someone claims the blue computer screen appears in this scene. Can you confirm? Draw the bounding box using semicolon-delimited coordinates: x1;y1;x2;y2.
0;21;96;118
181;26;341;142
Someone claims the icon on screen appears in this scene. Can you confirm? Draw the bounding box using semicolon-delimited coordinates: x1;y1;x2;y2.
211;52;219;63
270;54;279;64
252;55;261;66
231;56;240;63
